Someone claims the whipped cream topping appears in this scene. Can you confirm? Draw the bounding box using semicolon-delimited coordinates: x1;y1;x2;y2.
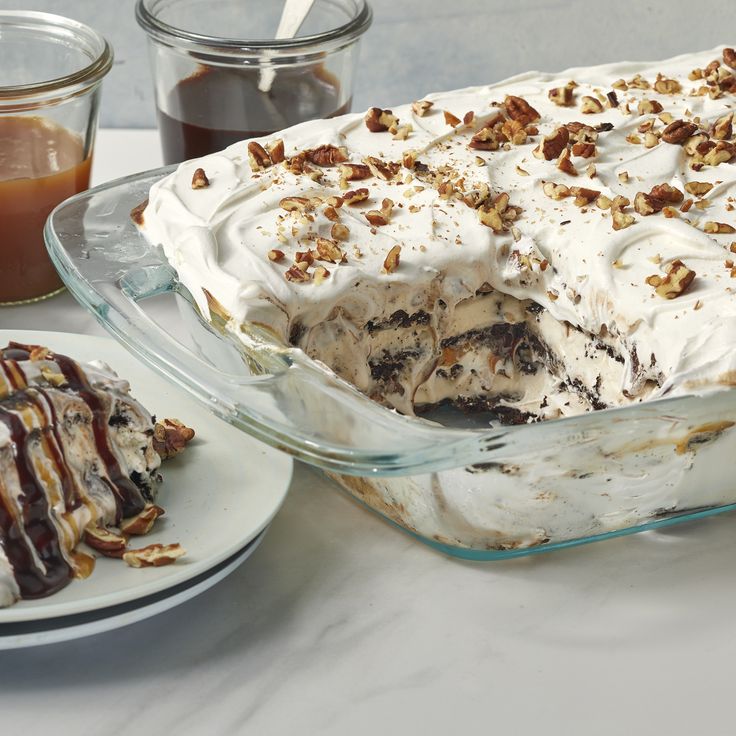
143;47;736;408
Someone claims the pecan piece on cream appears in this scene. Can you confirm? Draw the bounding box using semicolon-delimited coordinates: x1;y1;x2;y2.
580;96;604;114
637;99;663;116
477;205;504;232
365;198;394;227
724;48;736;70
684;181;714;197
533;126;570;161
307;145;348;167
570;187;600;207
191;167;209;189
382;245;401;274
712;113;734;141
504;95;540;126
548;85;574;107
279;196;312;212
557;149;577;176
653;75;682;94
285;265;311;283
266;139;285;164
612;211;636;230
661;120;698;144
313;265;330;285
268;249;285;263
704;221;736;234
247;141;272;171
343;188;370;205
443;110;461;127
411;100;433;117
130;199;148;226
123;543;186;568
364;107;399;133
650;183;684;204
469;127;500;151
339;163;372;181
571;141;596;158
542;182;571;200
315;237;344;263
647;259;696;299
364;156;400;181
331;223;350;241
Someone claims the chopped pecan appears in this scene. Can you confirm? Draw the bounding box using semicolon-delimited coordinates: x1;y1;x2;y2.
364;107;399;132
307;145;348;167
247;141;272;170
557;148;577;176
343;188;370;205
382;245;401;274
469;127;500;151
279;196;312;212
684;181;714;197
542;182;571;200
365;198;394;227
411;100;434;117
339;163;372;181
191;167;209;189
637;99;664;115
504;95;540;126
84;525;127;559
295;250;315;266
704;221;736;234
570;187;600;206
444;110;461;127
648;259;696;299
533;126;570;161
266;139;285;164
121;504;165;536
478;205;504;231
662;120;698;144
712;113;733;140
702;141;735;166
634;192;663;216
285;265;311;282
268;249;285;263
606;90;619;108
612;211;636;230
123;543;186;568
653;75;681;94
725;48;736;70
392;124;413;140
331;223;350;241
571;141;596;158
650;184;684;204
313;265;330;285
130;199;148;226
364;156;400;181
153;418;195;460
316;237;344;263
548;85;574;106
580;96;604;114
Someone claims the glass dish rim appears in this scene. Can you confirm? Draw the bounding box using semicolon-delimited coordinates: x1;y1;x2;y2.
0;10;113;101
135;0;373;55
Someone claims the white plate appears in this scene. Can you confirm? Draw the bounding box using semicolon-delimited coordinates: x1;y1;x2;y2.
0;530;265;650
0;329;293;623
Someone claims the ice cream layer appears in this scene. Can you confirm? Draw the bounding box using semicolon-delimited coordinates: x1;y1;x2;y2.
141;47;736;417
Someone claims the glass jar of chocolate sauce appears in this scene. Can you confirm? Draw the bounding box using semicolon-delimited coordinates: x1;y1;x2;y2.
0;11;112;305
136;0;372;165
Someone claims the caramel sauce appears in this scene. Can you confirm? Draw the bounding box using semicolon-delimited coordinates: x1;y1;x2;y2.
0;116;92;303
157;66;350;164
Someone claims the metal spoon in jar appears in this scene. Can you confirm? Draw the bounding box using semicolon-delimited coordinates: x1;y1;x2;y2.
258;0;316;93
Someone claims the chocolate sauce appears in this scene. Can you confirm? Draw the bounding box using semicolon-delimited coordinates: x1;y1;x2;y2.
0;397;72;599
157;65;350;164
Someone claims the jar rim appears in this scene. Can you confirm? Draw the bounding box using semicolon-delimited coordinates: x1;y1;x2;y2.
135;0;372;55
0;11;113;101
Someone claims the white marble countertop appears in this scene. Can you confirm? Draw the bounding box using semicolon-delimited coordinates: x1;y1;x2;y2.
3;130;736;736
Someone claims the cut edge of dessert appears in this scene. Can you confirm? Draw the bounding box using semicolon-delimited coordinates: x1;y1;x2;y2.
0;342;195;608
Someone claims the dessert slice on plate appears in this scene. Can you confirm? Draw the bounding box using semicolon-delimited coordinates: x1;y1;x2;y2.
0;343;193;607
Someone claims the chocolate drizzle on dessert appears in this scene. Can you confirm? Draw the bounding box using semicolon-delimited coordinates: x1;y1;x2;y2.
0;396;73;598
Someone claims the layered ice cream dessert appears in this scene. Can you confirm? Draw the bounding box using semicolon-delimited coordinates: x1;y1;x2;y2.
0;343;192;607
140;47;736;423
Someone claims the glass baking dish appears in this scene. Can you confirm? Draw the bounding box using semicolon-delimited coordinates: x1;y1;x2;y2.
45;167;736;559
